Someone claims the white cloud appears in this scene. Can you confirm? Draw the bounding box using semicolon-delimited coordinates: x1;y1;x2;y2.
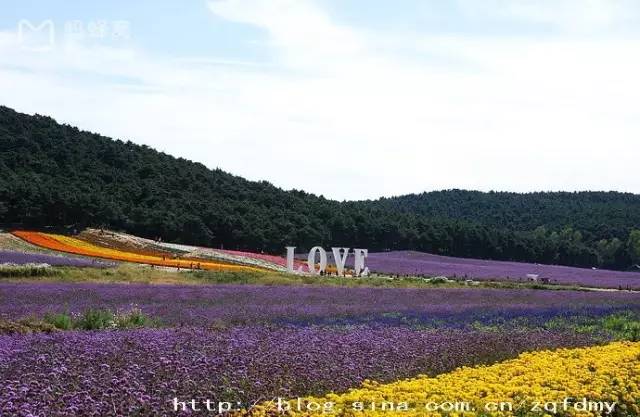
208;0;363;69
0;1;639;200
457;0;637;32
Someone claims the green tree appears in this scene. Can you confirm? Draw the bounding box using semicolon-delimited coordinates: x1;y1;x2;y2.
596;238;623;267
627;230;640;265
2;104;640;270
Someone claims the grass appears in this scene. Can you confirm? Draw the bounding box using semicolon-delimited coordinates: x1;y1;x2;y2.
4;307;639;342
45;312;73;330
0;307;156;334
0;264;60;278
544;311;640;342
0;263;597;291
580;312;640;341
44;307;154;331
0;263;601;291
0;318;58;334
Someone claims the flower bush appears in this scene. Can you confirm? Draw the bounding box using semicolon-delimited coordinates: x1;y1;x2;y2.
71;229;299;272
0;327;596;416
1;282;638;328
245;341;640;417
12;231;263;272
0;249;112;268
360;251;640;289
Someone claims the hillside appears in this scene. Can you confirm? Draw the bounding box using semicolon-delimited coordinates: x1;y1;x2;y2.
1;105;640;270
377;191;640;239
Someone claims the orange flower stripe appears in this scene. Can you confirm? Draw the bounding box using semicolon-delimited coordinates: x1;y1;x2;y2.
12;231;264;273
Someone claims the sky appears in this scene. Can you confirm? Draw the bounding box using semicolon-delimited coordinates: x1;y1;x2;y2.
1;0;639;200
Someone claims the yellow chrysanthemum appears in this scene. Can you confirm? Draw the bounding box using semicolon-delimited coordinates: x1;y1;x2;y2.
241;342;640;417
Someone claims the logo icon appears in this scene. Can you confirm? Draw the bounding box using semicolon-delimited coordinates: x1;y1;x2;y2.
17;19;55;51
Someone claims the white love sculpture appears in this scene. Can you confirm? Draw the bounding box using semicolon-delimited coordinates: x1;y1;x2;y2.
286;246;368;276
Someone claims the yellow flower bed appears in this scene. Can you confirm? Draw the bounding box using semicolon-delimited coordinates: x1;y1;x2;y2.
245;341;640;417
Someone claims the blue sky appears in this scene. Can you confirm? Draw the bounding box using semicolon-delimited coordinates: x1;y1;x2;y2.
1;1;640;200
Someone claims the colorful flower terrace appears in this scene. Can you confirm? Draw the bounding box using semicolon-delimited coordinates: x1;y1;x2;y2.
11;230;272;273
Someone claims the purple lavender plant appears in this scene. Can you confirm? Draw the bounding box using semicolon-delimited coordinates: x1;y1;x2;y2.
359;250;640;289
0;250;114;268
0;326;595;417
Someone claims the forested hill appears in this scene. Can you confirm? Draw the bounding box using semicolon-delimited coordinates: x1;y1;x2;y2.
1;105;640;270
376;190;640;242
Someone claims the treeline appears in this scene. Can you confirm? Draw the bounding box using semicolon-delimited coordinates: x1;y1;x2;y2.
1;105;640;270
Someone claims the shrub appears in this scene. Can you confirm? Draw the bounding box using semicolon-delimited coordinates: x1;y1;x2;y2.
42;307;154;331
75;309;116;330
0;264;59;278
114;306;151;328
44;313;73;330
0;318;57;334
601;312;640;341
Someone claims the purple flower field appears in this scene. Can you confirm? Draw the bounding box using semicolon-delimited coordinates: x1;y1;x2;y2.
0;250;114;268
0;283;638;416
362;250;640;289
0;327;594;417
1;283;638;326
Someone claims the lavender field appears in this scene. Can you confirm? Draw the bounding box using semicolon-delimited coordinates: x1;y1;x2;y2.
363;250;640;289
0;250;113;268
1;283;638;416
1;283;639;327
0;327;594;417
